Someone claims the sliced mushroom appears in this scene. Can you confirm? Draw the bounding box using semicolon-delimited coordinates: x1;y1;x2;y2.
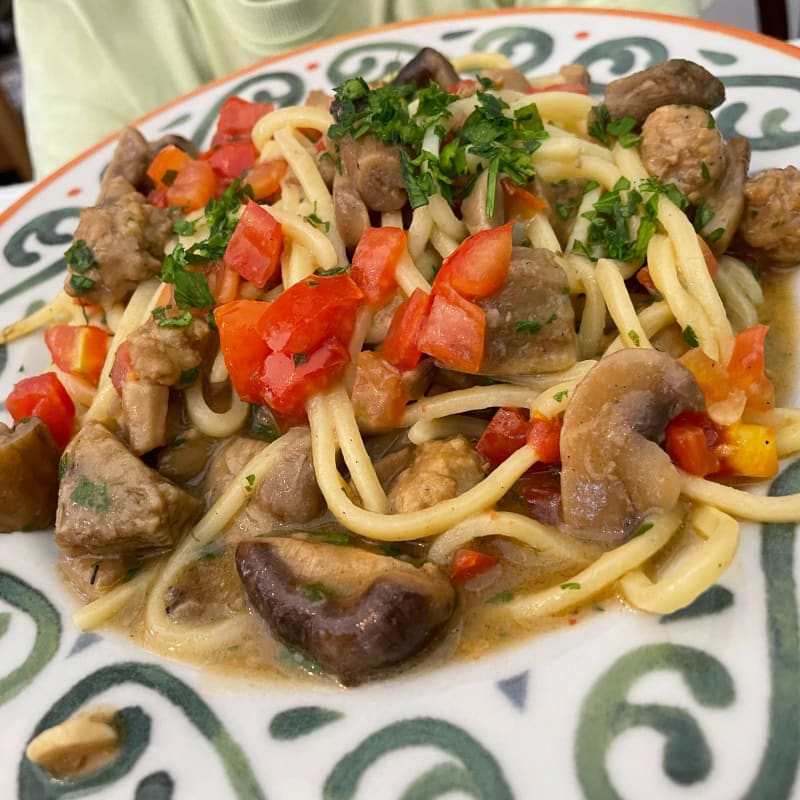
338;134;407;212
699;136;750;255
236;537;455;684
560;349;704;542
604;59;725;125
0;418;61;532
461;169;504;234
393;47;460;91
333;172;370;250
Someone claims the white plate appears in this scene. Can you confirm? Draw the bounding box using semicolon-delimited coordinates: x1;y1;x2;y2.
2;9;800;799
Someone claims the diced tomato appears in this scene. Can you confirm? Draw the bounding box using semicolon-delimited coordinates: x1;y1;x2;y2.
350;227;406;308
680;347;736;408
727;324;774;412
211;96;275;147
147;145;192;189
205;140;257;184
205;261;241;305
476;407;530;468
44;324;110;386
223;200;283;288
256;335;351;416
450;548;499;582
110;341;136;394
665;411;721;477
526;412;562;464
381;288;431;372
515;469;562;526
166;159;216;212
636;266;659;296
6;372;75;449
418;283;485;373
715;421;778;478
245;159;288;201
501;178;548;220
433;223;513;299
525;82;589;95
214;299;271;403
257;274;363;354
448;78;480;96
697;235;719;278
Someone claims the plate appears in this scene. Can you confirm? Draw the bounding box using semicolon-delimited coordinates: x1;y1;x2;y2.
2;9;800;798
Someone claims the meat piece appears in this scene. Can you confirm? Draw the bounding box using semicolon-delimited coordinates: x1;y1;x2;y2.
351;350;415;433
736;166;800;269
0;418;60;532
560;349;704;542
388;435;485;513
59;554;130;602
393;47;460;91
333;172;370;250
55;423;202;558
65;178;173;304
477;247;576;375
640;105;726;205
127;316;210;386
253;427;324;523
236;537;455;684
604;59;725;125
337;134;407;213
460;169;504;235
99;127;198;200
480;67;530;92
121;381;169;455
558;64;590;89
698;136;750;255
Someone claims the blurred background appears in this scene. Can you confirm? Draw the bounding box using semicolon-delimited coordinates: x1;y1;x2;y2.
0;0;797;187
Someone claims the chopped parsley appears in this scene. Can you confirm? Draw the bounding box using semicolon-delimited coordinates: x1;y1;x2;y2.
245;473;256;486
588;105;641;148
69;275;96;294
293;352;309;367
515;313;556;333
628;330;641;347
694;199;715;231
152;306;194;328
70;476;109;512
65;239;97;273
303;583;331;601
553;390;569;403
561;582;581;590
304;202;331;232
328;76;548;215
314;264;351;276
701;162;711;182
172;218;197;236
682;325;699;348
632;521;654;537
178;366;200;386
488;589;514;604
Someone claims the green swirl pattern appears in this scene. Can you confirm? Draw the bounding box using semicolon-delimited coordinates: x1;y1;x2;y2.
0;571;61;707
326;42;419;85
575;644;735;797
575;38;669;95
323;717;513;800
18;662;266;800
471;26;553;73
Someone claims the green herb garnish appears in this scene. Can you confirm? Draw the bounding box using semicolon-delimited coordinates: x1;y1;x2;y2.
70;476;109;512
682;326;699;348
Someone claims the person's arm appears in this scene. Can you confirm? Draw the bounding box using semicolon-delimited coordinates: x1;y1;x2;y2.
14;0;209;178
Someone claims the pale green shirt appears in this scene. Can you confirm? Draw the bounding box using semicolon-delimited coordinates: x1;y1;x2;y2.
15;0;711;177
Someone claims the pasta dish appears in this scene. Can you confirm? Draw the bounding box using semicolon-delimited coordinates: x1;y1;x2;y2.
2;48;800;686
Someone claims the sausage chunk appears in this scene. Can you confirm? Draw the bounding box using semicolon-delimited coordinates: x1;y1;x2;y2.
388;435;485;513
55;423;202;558
736;166;800;269
640;105;725;205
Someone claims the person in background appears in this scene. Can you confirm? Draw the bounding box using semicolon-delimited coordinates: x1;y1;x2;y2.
14;0;712;178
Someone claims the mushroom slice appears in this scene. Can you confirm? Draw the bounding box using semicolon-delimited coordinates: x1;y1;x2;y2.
236;538;455;684
560;349;704;542
393;47;460;91
603;59;725;125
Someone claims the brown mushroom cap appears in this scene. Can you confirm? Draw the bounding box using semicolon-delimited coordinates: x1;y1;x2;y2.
236;537;455;684
393;47;460;91
603;59;725;125
559;349;704;542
